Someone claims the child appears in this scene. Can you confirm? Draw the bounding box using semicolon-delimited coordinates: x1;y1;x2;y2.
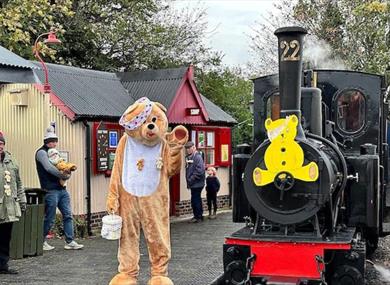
47;148;77;186
206;166;220;219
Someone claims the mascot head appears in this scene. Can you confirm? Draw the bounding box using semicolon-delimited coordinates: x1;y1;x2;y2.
119;97;168;146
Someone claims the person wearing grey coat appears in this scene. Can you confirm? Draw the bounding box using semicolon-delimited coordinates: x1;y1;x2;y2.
185;141;206;223
0;131;26;274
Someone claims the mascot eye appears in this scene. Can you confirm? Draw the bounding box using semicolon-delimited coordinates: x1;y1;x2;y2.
152;117;157;123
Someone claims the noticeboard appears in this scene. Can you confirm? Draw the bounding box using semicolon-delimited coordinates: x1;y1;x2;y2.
96;128;109;171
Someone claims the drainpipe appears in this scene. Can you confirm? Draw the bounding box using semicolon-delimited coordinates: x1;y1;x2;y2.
83;120;92;236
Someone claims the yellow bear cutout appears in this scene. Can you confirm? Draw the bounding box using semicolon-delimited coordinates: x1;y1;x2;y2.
253;115;318;187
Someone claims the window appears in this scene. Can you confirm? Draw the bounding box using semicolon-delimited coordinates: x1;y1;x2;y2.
199;131;215;165
266;92;280;120
206;132;214;147
191;127;231;167
192;129;215;165
336;89;366;133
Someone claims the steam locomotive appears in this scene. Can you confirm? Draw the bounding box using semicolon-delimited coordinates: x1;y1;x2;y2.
212;27;390;284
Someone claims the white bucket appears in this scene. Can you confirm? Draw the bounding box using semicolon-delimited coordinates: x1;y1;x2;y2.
101;214;122;240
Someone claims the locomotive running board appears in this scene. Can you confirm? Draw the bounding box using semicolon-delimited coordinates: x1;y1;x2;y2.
219;227;355;283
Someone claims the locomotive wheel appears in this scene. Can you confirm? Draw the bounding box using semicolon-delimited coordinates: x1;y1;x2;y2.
331;265;363;285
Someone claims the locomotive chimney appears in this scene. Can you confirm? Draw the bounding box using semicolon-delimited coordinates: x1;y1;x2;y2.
274;26;307;121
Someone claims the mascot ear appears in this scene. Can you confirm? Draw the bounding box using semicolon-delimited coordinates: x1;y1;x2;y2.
154;102;167;113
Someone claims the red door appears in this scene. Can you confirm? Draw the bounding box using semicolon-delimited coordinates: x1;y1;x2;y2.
170;174;180;216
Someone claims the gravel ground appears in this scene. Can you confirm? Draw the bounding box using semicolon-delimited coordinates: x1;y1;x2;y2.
366;236;390;285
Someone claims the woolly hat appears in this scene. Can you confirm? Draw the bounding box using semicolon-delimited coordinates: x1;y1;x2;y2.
44;126;58;143
0;131;5;144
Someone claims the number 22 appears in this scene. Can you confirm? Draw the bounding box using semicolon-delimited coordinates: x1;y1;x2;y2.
280;40;300;61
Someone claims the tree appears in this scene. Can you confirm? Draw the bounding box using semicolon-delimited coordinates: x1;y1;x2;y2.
249;0;389;75
196;67;253;147
294;0;389;74
0;0;221;72
247;0;296;76
0;0;74;60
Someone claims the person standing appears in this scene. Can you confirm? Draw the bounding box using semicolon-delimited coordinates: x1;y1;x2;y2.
185;141;205;223
205;166;220;219
35;126;83;251
0;131;26;274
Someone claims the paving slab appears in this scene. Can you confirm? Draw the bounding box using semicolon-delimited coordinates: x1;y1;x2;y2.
3;211;389;285
1;212;241;285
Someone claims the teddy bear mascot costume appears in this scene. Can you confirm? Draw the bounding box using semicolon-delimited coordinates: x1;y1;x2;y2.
107;97;188;285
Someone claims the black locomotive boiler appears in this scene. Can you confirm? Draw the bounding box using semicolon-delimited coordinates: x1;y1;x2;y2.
212;26;390;285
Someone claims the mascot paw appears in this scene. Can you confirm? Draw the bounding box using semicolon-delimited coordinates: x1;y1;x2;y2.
166;126;188;146
147;276;174;285
109;273;137;285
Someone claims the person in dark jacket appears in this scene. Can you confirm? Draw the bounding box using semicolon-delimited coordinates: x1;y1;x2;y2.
0;131;26;274
185;141;205;223
35;126;83;251
205;166;220;219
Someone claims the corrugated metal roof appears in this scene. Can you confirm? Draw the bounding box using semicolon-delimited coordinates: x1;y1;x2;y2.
32;62;133;120
117;67;187;108
0;66;38;83
119;66;236;125
201;95;237;124
0;46;37;69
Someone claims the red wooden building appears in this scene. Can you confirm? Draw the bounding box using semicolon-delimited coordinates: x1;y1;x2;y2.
116;66;236;215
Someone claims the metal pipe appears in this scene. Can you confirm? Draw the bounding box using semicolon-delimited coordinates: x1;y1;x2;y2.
83;120;92;236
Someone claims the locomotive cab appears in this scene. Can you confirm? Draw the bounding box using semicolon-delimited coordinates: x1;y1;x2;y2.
213;26;390;285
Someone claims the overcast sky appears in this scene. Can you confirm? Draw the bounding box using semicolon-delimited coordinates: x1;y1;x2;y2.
172;0;279;67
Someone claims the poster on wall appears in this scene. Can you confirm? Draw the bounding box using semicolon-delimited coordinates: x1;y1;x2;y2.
109;131;118;148
221;144;229;162
108;152;116;170
198;131;205;147
96;125;109;171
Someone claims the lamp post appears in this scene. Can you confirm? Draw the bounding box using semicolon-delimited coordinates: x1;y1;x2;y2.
33;30;61;93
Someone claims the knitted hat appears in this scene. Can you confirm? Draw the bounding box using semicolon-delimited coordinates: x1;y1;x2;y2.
0;131;5;144
44;126;58;144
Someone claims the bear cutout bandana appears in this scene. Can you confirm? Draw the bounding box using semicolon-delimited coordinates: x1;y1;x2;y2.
122;136;162;197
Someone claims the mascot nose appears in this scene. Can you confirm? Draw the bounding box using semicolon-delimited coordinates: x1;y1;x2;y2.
147;124;155;130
